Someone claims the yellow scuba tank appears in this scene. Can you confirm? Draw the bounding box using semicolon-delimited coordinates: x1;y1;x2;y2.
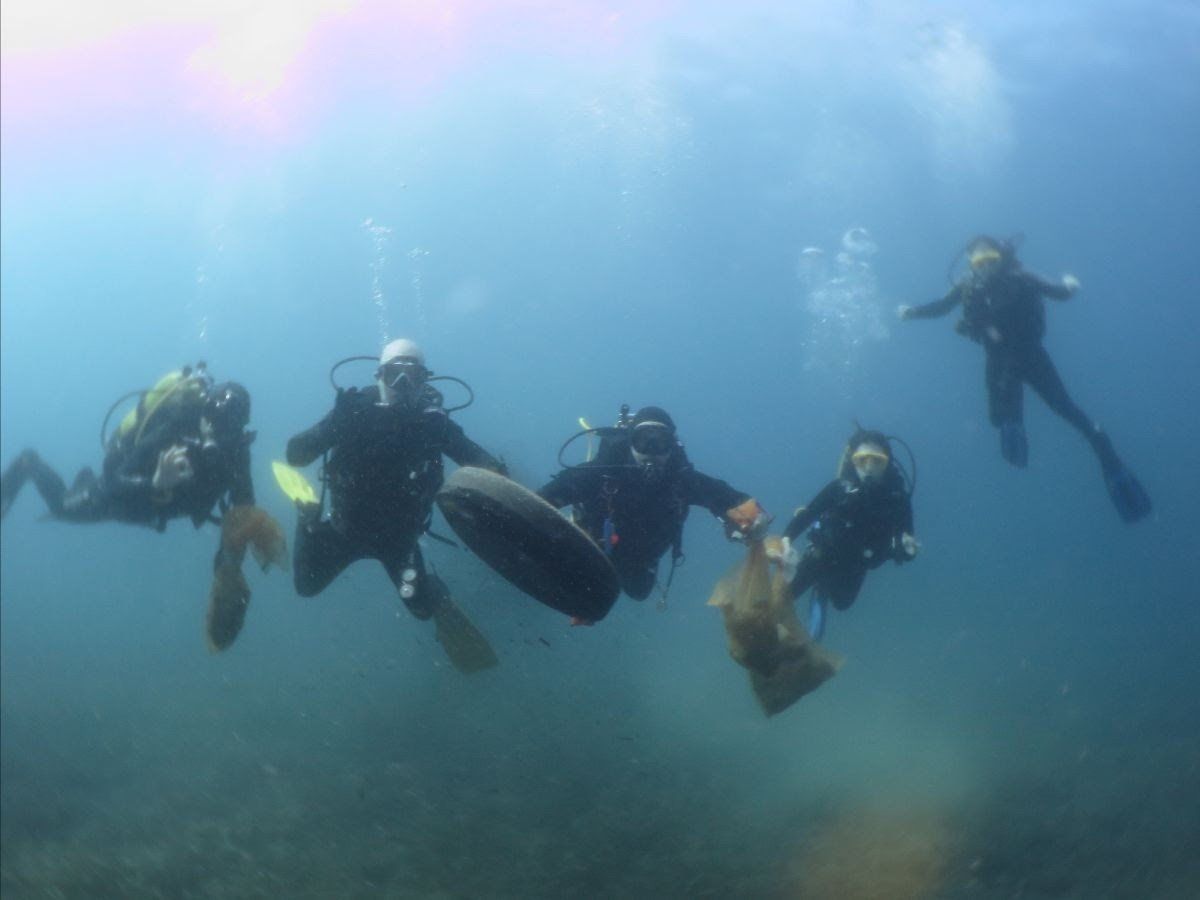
108;364;210;450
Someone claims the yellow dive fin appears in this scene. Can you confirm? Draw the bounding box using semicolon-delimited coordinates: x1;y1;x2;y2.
271;461;318;506
578;417;595;461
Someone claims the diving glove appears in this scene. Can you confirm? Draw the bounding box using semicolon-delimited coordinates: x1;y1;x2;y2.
725;499;772;543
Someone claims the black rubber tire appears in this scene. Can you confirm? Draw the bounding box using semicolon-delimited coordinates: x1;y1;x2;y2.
436;467;620;621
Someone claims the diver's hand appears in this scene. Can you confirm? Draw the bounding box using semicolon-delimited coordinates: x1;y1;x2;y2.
897;304;915;321
899;532;920;560
1061;274;1081;295
153;445;194;492
725;499;772;543
765;535;801;579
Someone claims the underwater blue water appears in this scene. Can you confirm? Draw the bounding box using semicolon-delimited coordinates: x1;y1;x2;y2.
2;2;1199;896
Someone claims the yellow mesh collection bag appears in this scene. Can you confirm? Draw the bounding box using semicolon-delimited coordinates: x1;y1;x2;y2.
708;538;842;716
206;506;288;652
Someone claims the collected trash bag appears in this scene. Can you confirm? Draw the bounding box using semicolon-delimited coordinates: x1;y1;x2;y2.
206;505;288;652
708;538;842;716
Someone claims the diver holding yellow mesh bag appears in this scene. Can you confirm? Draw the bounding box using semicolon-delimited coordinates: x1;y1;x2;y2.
0;364;287;651
708;426;918;715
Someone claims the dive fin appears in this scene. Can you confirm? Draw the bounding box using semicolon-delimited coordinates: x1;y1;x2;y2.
433;597;499;674
999;422;1028;468
1102;459;1152;524
271;460;319;507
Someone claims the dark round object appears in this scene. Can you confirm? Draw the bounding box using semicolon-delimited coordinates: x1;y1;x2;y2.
436;467;619;621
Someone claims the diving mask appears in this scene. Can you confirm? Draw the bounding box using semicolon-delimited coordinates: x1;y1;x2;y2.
377;358;427;405
631;422;675;457
378;358;426;388
969;247;1003;271
851;444;889;481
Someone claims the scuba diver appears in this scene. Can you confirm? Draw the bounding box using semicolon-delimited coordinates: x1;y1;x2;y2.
773;428;918;641
282;338;505;673
538;405;770;616
1;364;255;530
898;236;1152;523
0;366;274;651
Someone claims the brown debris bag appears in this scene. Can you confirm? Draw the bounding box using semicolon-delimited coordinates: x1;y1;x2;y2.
206;506;288;652
708;538;842;716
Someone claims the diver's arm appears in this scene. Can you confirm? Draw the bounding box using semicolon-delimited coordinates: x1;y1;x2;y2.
444;421;508;476
105;439;164;497
287;388;371;466
683;469;752;519
286;411;338;467
782;481;843;541
1023;270;1074;301
537;466;592;510
901;287;962;320
104;404;190;496
894;495;919;561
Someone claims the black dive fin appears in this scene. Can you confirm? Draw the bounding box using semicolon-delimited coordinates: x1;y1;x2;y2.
1000;422;1028;468
1103;460;1152;524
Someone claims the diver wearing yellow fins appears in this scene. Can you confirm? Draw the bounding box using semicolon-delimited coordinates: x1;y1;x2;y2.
0;364;287;651
279;338;505;674
899;235;1152;523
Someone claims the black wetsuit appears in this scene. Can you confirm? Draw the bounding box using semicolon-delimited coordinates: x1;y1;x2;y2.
906;266;1122;469
285;386;504;619
783;466;914;610
0;406;254;531
538;443;750;600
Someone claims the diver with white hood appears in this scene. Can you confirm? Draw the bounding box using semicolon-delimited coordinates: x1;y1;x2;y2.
283;339;506;672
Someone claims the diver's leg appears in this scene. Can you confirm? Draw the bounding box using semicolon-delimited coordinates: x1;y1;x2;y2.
787;546;821;601
1022;345;1092;431
56;467;119;522
1;451;37;519
381;536;439;619
987;351;1027;467
1023;345;1107;453
293;516;359;597
788;546;829;639
807;566;866;641
619;563;659;601
384;541;498;672
826;566;868;611
1023;345;1152;521
1;450;70;519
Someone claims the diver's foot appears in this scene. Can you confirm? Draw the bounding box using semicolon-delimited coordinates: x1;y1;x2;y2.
999;422;1029;468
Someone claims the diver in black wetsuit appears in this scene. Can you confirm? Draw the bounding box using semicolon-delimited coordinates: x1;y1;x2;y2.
284;339;505;672
773;429;917;641
899;236;1152;523
1;373;255;531
538;406;770;610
